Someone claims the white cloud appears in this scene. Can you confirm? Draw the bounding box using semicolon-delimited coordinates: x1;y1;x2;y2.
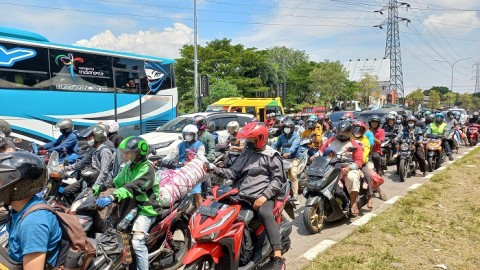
426;0;479;9
74;23;193;58
423;11;480;36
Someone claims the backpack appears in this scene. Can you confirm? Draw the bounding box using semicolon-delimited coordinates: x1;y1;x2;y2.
20;204;96;270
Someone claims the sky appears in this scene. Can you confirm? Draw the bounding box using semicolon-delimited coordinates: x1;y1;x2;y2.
0;0;479;95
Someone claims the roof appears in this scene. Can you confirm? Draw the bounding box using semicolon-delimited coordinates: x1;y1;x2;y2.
180;112;254;118
0;27;174;64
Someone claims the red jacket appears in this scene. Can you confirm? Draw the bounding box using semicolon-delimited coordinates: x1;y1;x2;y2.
320;137;364;169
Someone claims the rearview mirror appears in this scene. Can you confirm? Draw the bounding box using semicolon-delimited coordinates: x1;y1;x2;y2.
248;167;264;177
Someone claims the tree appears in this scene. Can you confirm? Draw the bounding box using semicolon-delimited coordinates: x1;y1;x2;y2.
309;60;349;108
406;88;424;110
423;86;449;96
356;74;380;108
459;93;473;111
429;90;441;110
443;92;456;108
201;79;240;110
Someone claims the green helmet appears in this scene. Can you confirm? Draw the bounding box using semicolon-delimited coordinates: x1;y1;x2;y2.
119;136;149;162
79;125;107;142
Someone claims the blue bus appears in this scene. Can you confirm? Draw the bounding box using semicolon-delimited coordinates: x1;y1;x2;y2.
0;27;177;144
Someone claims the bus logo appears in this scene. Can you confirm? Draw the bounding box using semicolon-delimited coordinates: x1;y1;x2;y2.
145;61;168;93
55;53;84;80
0;45;36;67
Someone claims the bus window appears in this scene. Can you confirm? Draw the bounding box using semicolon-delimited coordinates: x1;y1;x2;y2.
0;42;50;89
246;106;256;116
113;58;141;70
115;71;139;94
49;49;113;92
230;106;243;113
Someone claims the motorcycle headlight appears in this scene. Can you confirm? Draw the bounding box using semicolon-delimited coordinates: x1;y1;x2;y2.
200;208;235;234
199;232;219;241
400;143;409;151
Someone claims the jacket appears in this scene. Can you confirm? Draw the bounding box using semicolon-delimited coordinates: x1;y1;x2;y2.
43;132;78;155
273;132;301;159
215;147;285;200
301;123;323;149
199;131;216;162
113;160;160;217
319;137;364;170
426;122;447;136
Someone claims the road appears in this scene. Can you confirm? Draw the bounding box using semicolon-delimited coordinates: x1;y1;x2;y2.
260;146;472;270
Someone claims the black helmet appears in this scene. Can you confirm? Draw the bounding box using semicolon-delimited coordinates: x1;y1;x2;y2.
406;115;417;123
119;136;149;163
207;121;215;132
386;114;396;121
368;115;381;127
0;120;12;137
447;111;454;118
0;152;46;204
0;132;7;150
193;115;208;131
282;119;295;129
336;121;352;141
56;119;74;135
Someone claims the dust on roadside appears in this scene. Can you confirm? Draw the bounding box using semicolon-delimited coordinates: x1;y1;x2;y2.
304;148;480;270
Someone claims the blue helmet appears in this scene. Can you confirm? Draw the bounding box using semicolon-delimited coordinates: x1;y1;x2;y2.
435;113;444;118
307;115;319;123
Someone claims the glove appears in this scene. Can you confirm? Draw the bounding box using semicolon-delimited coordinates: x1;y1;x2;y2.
96;195;114;208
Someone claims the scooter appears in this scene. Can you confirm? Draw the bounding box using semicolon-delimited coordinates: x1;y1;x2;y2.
467;123;480;147
182;168;294;270
425;135;446;172
397;135;417;182
297;139;314;192
381;132;397;168
302;148;368;234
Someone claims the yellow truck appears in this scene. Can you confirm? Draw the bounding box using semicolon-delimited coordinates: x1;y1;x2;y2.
206;97;284;122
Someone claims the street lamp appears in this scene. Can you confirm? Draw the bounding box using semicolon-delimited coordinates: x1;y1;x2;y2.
434;57;471;92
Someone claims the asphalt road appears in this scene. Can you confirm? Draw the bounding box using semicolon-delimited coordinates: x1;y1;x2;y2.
260;146;471;270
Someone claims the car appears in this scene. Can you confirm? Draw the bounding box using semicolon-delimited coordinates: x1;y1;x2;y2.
141;112;254;156
329;111;354;128
357;108;407;124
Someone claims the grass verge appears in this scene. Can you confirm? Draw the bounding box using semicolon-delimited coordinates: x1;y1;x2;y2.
303;148;480;270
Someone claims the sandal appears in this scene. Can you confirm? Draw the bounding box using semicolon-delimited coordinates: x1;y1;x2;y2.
378;188;388;201
367;196;373;209
350;206;360;217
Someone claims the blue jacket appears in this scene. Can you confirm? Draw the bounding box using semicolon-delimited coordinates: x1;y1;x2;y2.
43;132;78;155
273;132;301;159
178;140;203;163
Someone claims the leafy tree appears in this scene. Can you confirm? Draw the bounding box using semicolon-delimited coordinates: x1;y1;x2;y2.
309;60;348;108
356;74;380;108
443;92;456;108
459;93;473;111
423;86;449;96
200;79;240;110
405;88;424;110
284;61;317;108
428;90;441;110
266;46;309;83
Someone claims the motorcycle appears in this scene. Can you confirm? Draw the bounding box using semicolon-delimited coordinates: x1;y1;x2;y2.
182;168;294;270
397;134;418;182
302;148;368;234
467;123;480;147
425;135;445;172
297;139;314;192
74;191;194;269
381;132;398;168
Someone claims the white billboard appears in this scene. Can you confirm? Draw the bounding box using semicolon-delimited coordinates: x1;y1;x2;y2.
343;59;390;82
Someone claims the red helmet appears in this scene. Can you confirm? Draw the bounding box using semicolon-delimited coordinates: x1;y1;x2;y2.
344;112;354;119
352;120;367;137
352;120;367;130
237;122;268;150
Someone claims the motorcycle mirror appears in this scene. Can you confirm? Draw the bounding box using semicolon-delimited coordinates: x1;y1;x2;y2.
12;138;22;144
248;167;265;177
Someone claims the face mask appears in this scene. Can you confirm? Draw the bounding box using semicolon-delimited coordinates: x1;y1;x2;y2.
449;115;454;119
246;141;257;151
284;128;291;134
185;134;194;142
336;134;350;142
87;138;95;147
396;120;401;124
408;123;415;128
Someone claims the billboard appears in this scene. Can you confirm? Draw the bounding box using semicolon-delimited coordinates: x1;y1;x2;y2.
343;59;390;82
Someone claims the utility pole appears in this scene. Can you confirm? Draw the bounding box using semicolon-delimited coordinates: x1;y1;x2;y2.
434;57;471;92
374;1;410;105
193;0;199;112
473;62;480;93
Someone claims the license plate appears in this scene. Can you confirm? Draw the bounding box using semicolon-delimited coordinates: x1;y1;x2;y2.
197;205;220;217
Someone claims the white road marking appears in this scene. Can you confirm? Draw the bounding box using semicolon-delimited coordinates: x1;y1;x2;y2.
436;166;446;171
385;195;402;205
301;239;337;261
407;183;423;191
425;174;434;179
448;161;454;164
351;213;377;226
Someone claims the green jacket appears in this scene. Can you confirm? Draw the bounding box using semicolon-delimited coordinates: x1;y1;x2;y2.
199;131;216;162
113;160;160;217
426;122;447;135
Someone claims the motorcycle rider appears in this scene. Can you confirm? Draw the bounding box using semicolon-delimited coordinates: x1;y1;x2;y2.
273;119;301;205
103;120;123;148
0;119;16;151
468;112;480;124
382;114;401;159
209;122;287;270
62;125;114;203
398;116;427;176
368;115;386;176
41;119;78;163
226;121;244;152
264;113;275;128
426;113;454;161
193;115;216;204
96;136;160;270
301;115;323;157
317;121;364;216
164;125;207;208
206;121;219;144
351;121;375;208
1;152;62;269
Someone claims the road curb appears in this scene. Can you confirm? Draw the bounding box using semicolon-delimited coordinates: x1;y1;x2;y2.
292;147;472;269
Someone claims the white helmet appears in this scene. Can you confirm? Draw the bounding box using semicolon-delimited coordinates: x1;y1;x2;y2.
389;111;398;116
104;120;119;133
226;121;240;133
182;124;198;141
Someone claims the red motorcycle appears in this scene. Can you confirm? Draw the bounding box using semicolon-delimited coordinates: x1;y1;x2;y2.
182;168;294;270
467;123;480;146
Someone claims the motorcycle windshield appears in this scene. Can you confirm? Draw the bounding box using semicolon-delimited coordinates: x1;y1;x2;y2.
305;156;329;176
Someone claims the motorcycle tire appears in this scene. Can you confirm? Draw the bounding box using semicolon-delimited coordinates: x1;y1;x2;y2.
427;156;434;172
184;256;218;270
469;138;475;147
155;220;192;270
303;204;325;234
298;172;308;193
399;159;407;182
